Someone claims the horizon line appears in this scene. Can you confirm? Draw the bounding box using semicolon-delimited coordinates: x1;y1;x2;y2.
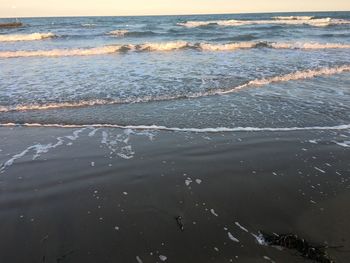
1;10;349;19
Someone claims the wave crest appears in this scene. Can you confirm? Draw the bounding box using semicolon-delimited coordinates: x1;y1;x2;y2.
178;18;350;28
1;65;349;112
1;41;350;58
197;42;263;51
0;45;122;58
272;16;315;20
231;65;350;92
0;33;56;42
107;30;130;37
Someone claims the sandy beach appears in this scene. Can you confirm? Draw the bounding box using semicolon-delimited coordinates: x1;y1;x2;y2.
0;126;349;262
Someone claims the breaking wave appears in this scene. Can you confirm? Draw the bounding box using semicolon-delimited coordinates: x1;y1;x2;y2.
1;41;350;58
272;16;315;20
1;64;349;112
0;45;122;58
177;17;350;28
0;32;56;42
107;29;130;36
1;122;350;133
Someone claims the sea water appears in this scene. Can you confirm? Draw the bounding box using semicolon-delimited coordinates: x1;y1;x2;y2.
0;12;350;129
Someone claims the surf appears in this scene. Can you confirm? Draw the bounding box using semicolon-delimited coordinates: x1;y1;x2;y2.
0;32;56;42
177;17;350;28
1;41;350;58
1;65;349;112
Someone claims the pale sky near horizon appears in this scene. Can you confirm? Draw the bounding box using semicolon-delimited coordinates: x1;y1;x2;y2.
0;0;349;18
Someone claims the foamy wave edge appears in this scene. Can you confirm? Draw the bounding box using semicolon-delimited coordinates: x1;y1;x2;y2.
0;65;349;112
107;30;130;36
0;33;56;42
178;18;350;28
1;122;350;133
1;41;350;58
272;16;315;20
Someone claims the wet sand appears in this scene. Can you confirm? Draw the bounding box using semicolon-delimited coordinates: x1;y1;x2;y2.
0;126;349;263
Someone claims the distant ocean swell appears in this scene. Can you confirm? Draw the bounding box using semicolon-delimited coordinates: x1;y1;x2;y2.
0;31;158;42
178;17;350;27
107;29;157;37
1;16;349;43
1;41;350;58
1;65;349;112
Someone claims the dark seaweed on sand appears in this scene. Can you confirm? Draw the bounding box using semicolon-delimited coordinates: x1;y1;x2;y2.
56;250;75;263
175;216;184;231
261;232;336;263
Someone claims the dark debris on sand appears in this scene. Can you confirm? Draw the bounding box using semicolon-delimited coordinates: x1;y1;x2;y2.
262;232;336;263
175;216;184;231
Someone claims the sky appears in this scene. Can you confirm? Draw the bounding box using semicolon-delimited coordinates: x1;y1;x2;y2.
1;0;350;18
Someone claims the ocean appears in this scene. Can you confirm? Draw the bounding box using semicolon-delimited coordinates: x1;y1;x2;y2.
0;12;350;263
1;12;350;130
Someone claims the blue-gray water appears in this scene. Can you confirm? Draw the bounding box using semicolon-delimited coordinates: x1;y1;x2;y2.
1;12;350;129
1;13;350;263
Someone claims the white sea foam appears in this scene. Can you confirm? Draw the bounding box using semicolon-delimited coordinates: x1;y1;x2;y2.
219;65;350;95
0;99;121;112
0;128;87;173
107;30;129;36
185;178;193;186
0;33;56;42
1;123;350;133
0;45;122;58
100;129;135;159
1;40;349;59
0;65;349;112
81;23;96;27
0;42;189;58
334;140;350;147
251;233;268;246
178;18;350;28
272;16;315;20
0;127;150;173
198;42;260;51
210;209;219;216
314;167;326;173
235;222;249;232
228;232;240;242
136;41;189;51
159;255;167;261
88;128;100;137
